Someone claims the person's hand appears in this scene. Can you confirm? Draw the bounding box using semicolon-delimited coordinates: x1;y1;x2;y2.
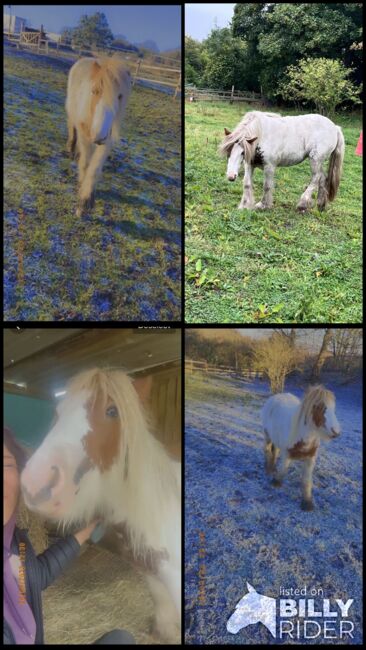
74;518;101;546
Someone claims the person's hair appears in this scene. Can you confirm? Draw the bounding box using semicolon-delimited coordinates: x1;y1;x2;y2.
4;427;28;471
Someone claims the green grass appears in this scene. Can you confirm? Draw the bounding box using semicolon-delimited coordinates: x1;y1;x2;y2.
4;47;181;321
185;101;362;323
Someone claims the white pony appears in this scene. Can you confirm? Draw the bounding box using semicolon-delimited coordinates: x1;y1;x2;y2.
20;368;181;642
66;55;132;216
219;111;345;211
261;385;340;510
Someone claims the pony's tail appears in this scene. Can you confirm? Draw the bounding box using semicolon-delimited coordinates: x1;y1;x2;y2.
326;127;345;202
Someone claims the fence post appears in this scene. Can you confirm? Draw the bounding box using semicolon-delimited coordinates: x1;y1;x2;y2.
173;71;181;100
230;85;234;104
133;59;142;87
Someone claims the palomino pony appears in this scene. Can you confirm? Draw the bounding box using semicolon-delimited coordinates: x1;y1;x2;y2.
66;55;132;216
219;111;345;211
20;368;181;642
261;385;340;511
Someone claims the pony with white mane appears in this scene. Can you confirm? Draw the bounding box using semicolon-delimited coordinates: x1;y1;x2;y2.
219;111;345;211
20;368;181;642
66;55;132;216
262;385;340;511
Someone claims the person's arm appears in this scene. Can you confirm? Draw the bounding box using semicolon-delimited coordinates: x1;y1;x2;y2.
35;520;100;590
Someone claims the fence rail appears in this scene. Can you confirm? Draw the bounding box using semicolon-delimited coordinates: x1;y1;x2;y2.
185;358;262;379
4;32;181;98
185;85;262;103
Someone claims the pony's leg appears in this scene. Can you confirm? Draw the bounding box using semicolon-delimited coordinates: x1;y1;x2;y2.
238;162;255;209
66;118;77;159
272;453;290;486
264;433;280;475
255;163;275;209
301;456;316;511
316;166;328;211
297;157;322;211
77;132;93;186
77;141;111;215
145;574;180;643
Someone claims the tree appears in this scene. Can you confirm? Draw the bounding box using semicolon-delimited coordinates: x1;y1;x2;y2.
200;28;249;90
60;26;74;44
310;329;334;381
331;328;362;376
232;3;363;100
72;12;114;50
185;36;205;84
251;332;304;393
278;57;362;115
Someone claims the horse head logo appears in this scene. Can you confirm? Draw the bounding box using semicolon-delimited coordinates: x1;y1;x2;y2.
227;582;276;637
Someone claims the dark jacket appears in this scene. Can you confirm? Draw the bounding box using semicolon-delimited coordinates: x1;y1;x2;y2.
4;526;81;644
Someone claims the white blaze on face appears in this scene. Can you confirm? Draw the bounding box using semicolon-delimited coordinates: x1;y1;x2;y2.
324;404;341;437
20;390;92;518
227;143;243;181
91;101;114;143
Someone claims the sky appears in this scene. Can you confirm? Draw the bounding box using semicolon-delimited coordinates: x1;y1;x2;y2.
185;3;235;41
6;5;181;50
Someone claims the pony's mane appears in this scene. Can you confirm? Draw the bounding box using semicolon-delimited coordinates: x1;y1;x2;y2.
296;384;335;432
219;111;281;159
89;55;131;141
63;367;179;557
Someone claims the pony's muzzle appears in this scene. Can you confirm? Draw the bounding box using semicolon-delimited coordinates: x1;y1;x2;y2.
227;173;237;182
330;427;340;438
21;463;65;507
94;137;107;145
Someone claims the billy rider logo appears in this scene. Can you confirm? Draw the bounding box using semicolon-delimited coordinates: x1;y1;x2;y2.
226;583;354;640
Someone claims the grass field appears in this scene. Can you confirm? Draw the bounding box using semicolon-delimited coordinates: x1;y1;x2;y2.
185;101;362;323
4;47;181;321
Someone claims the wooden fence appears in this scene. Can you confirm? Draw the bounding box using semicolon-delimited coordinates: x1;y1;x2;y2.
185;85;262;103
4;31;181;98
185;358;262;380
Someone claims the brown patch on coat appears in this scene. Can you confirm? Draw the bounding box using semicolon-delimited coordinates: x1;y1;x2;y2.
312;402;326;427
288;439;319;459
82;390;121;472
114;522;169;574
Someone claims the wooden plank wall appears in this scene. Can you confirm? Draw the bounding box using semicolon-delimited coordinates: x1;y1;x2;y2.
147;362;181;460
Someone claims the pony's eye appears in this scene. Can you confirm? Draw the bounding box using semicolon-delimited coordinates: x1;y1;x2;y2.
118;94;123;100
106;405;118;418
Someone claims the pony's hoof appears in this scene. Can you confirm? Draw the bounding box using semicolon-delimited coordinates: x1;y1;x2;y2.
301;499;314;511
78;192;95;214
254;202;269;210
272;477;282;487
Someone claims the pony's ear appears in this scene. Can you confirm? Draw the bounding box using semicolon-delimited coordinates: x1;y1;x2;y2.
246;137;258;144
224;127;231;136
246;582;256;593
133;375;153;405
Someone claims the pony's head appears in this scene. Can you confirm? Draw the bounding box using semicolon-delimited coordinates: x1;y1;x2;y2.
299;385;340;441
20;368;150;526
218;113;261;181
88;56;131;145
219;129;257;181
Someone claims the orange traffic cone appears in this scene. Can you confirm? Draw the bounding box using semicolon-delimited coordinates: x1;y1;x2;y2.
355;131;362;156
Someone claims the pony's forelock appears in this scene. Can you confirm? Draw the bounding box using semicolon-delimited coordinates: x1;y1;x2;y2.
298;385;335;429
